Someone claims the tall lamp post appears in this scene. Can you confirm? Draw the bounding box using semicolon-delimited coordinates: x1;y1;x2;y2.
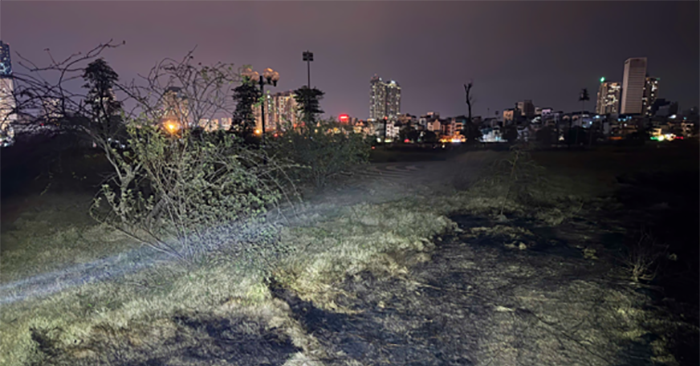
302;51;313;90
255;68;279;146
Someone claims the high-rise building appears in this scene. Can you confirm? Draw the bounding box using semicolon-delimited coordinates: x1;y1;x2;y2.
369;75;401;121
254;90;299;132
369;75;386;120
642;76;659;117
516;100;535;118
272;91;299;127
620;57;647;114
0;41;12;76
385;80;401;121
595;79;621;115
0;78;15;125
0;41;16;127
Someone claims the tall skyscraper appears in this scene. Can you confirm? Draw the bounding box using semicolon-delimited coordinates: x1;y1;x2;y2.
369;75;386;121
642;76;659;117
620;57;647;114
385;80;401;121
369;75;401;121
0;41;12;76
595;79;621;115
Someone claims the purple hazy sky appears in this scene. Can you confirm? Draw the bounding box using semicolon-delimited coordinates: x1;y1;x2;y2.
2;1;698;119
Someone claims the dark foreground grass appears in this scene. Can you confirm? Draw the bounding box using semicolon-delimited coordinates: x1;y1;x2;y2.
1;142;696;365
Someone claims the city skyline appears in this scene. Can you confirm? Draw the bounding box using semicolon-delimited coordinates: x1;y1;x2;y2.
1;2;698;120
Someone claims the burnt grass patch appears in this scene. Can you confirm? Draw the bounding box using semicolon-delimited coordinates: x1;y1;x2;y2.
272;209;671;365
613;170;699;366
30;312;300;366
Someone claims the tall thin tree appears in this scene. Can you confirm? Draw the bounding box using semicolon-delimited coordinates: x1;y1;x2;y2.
463;81;482;143
463;81;474;124
82;58;122;140
294;86;324;124
232;75;261;137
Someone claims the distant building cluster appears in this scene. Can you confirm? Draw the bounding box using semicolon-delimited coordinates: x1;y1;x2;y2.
600;57;660;118
366;56;697;145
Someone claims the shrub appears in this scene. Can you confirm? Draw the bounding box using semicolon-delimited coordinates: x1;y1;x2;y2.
92;121;295;265
622;231;667;283
270;119;371;189
477;142;546;214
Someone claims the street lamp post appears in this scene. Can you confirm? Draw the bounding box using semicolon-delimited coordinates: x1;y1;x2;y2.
302;51;313;90
256;68;280;146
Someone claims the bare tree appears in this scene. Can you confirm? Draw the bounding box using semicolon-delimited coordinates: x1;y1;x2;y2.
10;40;126;148
462;81;482;143
464;81;474;123
11;42;298;263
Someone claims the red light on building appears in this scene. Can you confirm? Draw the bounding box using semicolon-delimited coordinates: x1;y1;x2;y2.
339;114;349;122
404;139;410;143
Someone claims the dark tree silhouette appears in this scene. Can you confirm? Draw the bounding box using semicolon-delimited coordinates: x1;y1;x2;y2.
232;76;261;137
399;124;415;142
407;129;421;142
82;58;122;140
463;121;483;144
463;81;474;124
421;130;438;143
294;86;324;124
503;124;519;143
535;126;555;146
565;126;588;146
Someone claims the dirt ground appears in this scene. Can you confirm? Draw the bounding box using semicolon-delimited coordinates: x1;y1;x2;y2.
270;212;671;366
2;142;698;365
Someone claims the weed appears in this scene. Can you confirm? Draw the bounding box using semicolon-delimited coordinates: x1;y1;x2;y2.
622;231;668;283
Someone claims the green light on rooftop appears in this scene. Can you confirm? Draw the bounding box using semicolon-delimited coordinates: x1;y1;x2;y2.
600;77;605;83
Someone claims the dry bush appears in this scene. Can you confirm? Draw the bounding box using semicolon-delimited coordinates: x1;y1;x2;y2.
622;231;668;283
269;119;371;189
11;43;299;265
466;143;589;225
91;124;296;265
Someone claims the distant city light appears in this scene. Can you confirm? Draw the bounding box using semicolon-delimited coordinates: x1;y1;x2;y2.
164;121;180;134
339;114;349;122
600;77;605;83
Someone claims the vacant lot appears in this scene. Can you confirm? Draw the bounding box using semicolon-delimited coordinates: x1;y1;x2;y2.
1;140;697;365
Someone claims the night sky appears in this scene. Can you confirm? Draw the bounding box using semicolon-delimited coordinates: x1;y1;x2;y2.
2;1;698;119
